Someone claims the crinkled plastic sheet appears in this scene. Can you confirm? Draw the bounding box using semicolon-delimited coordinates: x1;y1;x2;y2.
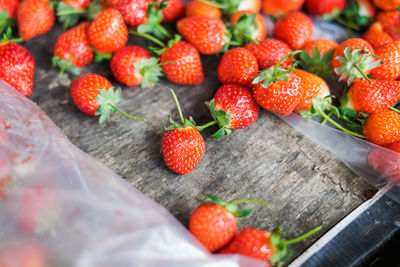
0;80;265;266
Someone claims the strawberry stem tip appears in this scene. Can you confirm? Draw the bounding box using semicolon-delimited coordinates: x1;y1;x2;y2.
285;226;322;245
129;30;166;48
196;120;217;130
52;57;82;76
0;10;14;34
137;1;172;40
0;27;23;45
169;89;185;124
390;106;400;114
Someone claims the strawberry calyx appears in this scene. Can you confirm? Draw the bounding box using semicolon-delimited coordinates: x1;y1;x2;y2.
296;48;335;79
55;1;85;29
0;28;22;45
195;194;269;218
334;46;381;85
137;0;172;40
227;13;259;47
0;10;14;35
206;99;232;138
133;57;164;88
197;0;241;17
94;51;112;63
269;226;322;265
95;87;145;123
52;56;82;76
331;1;373;32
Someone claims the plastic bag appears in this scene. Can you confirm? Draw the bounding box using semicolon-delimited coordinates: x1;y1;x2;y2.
0;80;265;266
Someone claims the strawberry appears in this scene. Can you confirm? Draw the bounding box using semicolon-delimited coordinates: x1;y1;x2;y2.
17;0;55;41
70;73;145;123
53;22;94;75
273;11;314;50
160;38;204;85
177;16;226;55
62;0;91;9
303;39;338;57
305;0;346;16
0;30;35;97
161;90;206;175
370;41;400;80
262;0;305;16
88;8;128;57
363;110;400;146
160;0;184;23
193;0;261;16
0;0;18;33
363;22;393;49
332;38;381;85
206;84;259;137
189;194;269;252
217;47;258;86
252;52;304;116
55;0;92;28
368;145;400;184
293;69;330;113
333;0;375;32
245;38;293;70
376;10;400;40
106;0;152;27
373;0;400;11
230;11;267;44
185;0;222;19
0;241;48;267
387;142;400;152
344;79;400;115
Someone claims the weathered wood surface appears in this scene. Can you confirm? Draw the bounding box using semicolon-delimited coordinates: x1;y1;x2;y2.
26;25;375;262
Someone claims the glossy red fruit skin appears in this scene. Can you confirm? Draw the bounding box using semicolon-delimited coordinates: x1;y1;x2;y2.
177;17;226;55
252;74;304;116
88;8;128;54
17;0;55;41
273;11;314;50
262;0;305;16
306;0;346;16
363;22;393;49
363;110;400;146
347;79;400;114
70;73;112;116
62;0;91;9
160;41;204;85
0;0;19;18
0;42;35;97
245;38;293;70
302;38;338;57
376;10;400;41
106;0;152;26
185;0;222;19
234;228;274;261
54;22;94;68
110;46;151;86
189;204;237;252
370;41;400;80
161;0;184;23
161;127;205;175
218;48;259;86
214;84;259;129
373;0;400;11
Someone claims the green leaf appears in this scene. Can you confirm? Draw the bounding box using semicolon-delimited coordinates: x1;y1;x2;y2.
95;87;122;124
212;127;226;138
232;208;253;217
229;13;259;47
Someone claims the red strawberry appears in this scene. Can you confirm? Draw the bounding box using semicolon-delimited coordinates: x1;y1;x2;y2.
0;0;18;18
332;38;380;85
363;22;393;49
306;0;346;16
177;16;226;55
252;52;304;116
376;10;400;40
245;38;293;70
262;0;305;16
236;0;262;14
0;36;35;97
207;84;259;137
0;241;49;267
161;90;205;174
229;11;267;45
293;69;330;113
302;39;338;57
189;194;269;252
110;45;163;88
274;11;314;50
368;146;400;185
160;39;204;85
70;73;144;123
185;0;222;19
53;22;94;75
370;41;400;80
373;0;400;11
17;0;55;41
353;0;376;17
62;0;91;9
218;47;258;86
387;142;400;152
160;0;184;23
363;110;400;146
88;8;128;55
344;79;400;115
106;0;152;27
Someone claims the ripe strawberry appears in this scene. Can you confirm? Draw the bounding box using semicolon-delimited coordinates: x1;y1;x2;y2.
363;110;400;146
70;73;144;123
106;0;152;27
110;45;163;87
373;0;400;11
353;0;376;17
344;79;400;115
376;10;400;40
387;142;400;152
252;52;304;116
53;22;94;75
0;0;18;18
236;0;262;14
177;16;226;55
302;39;338;57
293;69;330;113
189;194;269;252
206;84;259;137
230;11;267;43
160;39;204;85
363;22;393;49
332;38;380;85
262;0;305;15
370;41;400;80
161;90;205;174
88;8;128;55
160;0;184;23
0;241;48;267
17;0;55;41
368;145;400;184
0;32;35;97
185;0;222;19
273;11;314;50
306;0;346;16
245;38;293;70
217;47;258;86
